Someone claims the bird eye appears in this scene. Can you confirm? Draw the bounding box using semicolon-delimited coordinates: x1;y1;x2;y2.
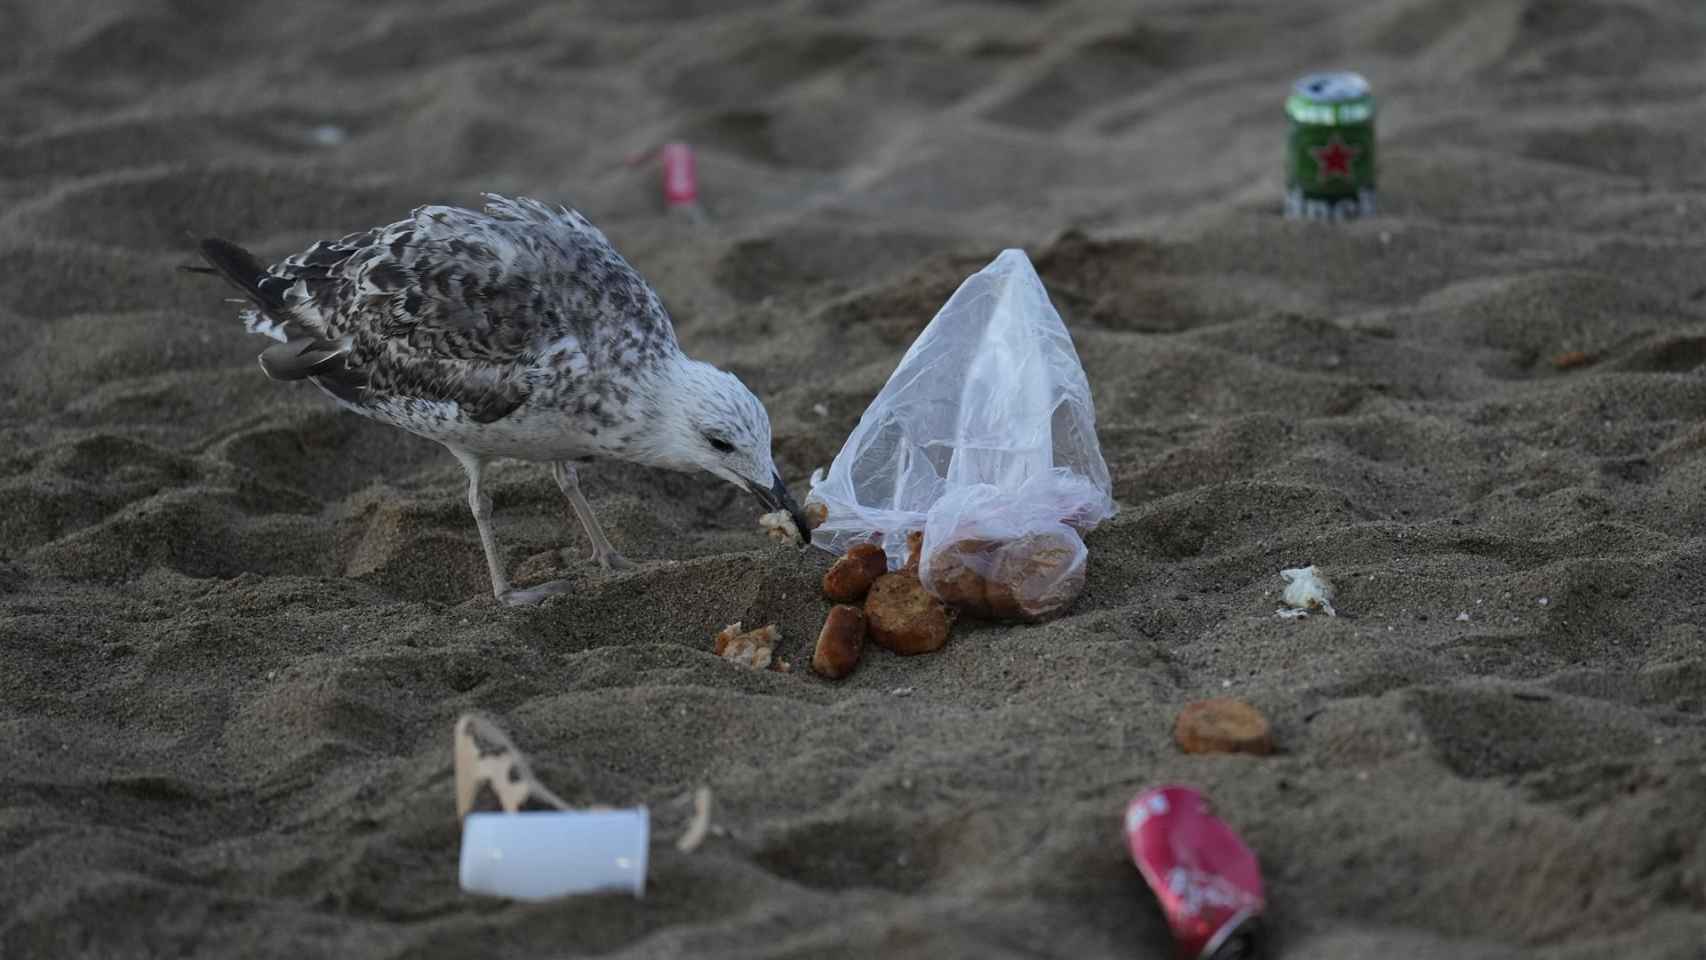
706;435;735;454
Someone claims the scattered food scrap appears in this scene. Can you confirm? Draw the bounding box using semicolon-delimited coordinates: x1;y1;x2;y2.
1174;699;1274;756
676;786;713;853
1279;565;1336;617
812;604;866;679
865;572;953;655
759;510;802;545
823;542;888;603
903;530;923;572
762;498;829;545
713;622;781;670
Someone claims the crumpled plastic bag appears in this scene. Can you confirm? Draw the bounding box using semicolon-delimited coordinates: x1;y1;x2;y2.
808;248;1115;620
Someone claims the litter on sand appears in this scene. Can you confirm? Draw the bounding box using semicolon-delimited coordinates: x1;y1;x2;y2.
676;786;714;853
454;713;570;819
1278;565;1336;618
806;250;1115;623
714;622;783;670
758;510;804;544
453;713;650;902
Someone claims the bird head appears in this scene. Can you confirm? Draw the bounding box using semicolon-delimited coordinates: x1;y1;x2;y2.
641;357;808;541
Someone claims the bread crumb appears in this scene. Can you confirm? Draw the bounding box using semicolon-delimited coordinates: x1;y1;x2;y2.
759;510;802;544
676;786;713;853
714;622;780;669
1279;565;1336;616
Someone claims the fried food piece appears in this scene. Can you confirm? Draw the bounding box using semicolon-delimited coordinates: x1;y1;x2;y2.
713;622;740;656
1173;698;1274;756
802;500;829;531
925;530;1085;622
903;530;923;572
823;542;888;603
811;605;866;679
714;622;780;670
926;537;1000;612
987;531;1086;622
864;573;952;655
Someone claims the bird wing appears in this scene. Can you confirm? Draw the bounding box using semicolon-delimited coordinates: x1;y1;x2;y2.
259;195;677;423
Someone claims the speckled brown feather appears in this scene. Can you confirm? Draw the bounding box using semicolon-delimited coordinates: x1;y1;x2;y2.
201;194;679;428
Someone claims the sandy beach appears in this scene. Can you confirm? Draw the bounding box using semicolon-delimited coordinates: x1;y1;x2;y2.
4;0;1706;957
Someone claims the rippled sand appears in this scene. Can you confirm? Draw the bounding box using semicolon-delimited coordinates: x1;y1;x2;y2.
3;1;1706;957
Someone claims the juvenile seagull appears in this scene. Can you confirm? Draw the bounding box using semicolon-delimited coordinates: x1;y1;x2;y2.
193;194;807;605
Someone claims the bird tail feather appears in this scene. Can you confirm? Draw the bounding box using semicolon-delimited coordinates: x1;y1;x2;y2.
188;237;294;343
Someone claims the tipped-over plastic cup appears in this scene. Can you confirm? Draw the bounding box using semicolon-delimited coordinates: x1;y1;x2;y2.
459;808;649;901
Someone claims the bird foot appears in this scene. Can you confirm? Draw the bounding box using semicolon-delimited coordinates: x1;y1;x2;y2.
594;550;635;572
498;580;574;606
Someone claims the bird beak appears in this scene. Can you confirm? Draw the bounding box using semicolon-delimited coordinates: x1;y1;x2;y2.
750;471;810;545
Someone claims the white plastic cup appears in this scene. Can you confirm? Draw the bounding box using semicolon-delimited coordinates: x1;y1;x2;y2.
459;808;649;901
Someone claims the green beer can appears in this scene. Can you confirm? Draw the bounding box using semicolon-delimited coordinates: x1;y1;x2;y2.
1284;71;1376;221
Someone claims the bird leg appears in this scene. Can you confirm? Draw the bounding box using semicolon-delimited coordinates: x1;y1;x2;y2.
454;449;570;606
551;461;633;571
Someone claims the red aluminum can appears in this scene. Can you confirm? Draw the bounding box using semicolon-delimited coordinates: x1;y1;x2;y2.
1124;786;1266;959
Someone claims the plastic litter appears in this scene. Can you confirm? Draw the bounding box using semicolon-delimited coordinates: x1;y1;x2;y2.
453;713;649;901
460;809;649;901
807;249;1114;617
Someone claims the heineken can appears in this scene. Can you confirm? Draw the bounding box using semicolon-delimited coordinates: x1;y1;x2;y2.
1284;71;1376;222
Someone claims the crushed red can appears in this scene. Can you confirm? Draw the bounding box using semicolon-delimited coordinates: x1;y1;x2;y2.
1124;786;1266;959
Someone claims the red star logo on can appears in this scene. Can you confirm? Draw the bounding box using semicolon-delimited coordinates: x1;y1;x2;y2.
1310;134;1359;182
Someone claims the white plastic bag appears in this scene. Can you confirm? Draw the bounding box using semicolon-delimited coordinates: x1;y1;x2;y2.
808;249;1115;620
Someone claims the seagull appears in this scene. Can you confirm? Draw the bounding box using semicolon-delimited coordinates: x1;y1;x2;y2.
190;194;808;605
